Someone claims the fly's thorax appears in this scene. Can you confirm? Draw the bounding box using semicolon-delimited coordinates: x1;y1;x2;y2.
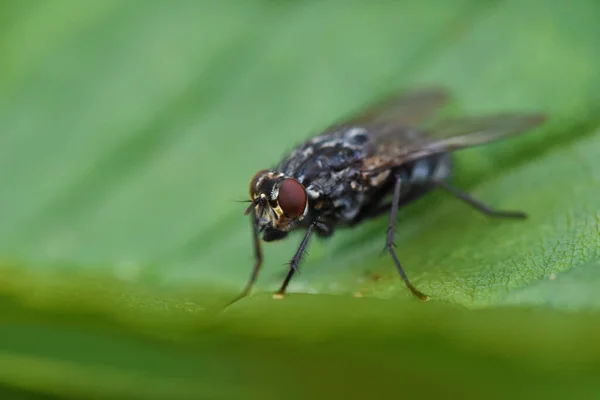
248;170;309;233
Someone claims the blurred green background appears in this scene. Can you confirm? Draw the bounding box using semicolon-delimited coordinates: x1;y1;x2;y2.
1;0;600;399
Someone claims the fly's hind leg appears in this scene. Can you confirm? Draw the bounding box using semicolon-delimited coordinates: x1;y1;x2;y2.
434;180;527;219
385;173;429;301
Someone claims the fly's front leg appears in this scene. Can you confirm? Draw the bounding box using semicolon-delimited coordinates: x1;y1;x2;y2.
434;180;527;219
274;222;316;299
227;210;263;306
385;173;429;301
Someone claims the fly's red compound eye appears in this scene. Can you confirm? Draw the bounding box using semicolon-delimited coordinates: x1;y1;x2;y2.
278;178;307;218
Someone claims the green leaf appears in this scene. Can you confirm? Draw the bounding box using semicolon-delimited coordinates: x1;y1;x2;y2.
1;0;600;398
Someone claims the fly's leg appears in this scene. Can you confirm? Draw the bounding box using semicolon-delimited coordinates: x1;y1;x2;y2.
434;180;527;219
352;186;429;226
385;174;429;301
274;222;315;298
227;211;263;306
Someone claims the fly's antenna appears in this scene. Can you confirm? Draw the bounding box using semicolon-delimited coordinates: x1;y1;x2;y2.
244;198;262;215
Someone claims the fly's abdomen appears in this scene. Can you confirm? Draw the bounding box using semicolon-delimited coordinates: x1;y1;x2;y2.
407;153;452;187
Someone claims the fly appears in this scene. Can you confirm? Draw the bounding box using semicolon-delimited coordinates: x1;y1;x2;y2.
232;88;545;303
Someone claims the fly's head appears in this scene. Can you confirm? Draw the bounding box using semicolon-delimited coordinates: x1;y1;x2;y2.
245;170;309;242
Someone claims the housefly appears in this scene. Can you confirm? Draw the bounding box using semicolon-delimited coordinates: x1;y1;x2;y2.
233;88;545;303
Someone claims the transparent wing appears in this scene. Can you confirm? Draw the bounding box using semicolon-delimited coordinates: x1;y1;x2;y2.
325;87;449;132
361;113;546;173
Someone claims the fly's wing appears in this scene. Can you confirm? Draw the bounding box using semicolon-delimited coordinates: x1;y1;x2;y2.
361;113;546;173
325;87;449;132
278;88;450;174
